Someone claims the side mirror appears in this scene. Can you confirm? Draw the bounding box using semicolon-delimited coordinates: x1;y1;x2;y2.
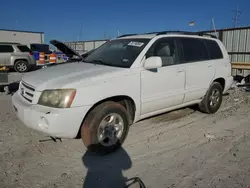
144;56;162;70
125;177;146;188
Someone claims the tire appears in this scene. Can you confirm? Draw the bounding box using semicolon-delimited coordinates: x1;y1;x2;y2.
14;60;29;73
199;82;223;114
81;101;130;155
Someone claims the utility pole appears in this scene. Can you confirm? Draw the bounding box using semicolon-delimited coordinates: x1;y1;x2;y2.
233;4;242;28
211;18;217;33
79;20;84;41
104;31;107;39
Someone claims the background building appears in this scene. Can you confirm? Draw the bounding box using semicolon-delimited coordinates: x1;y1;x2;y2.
0;29;44;44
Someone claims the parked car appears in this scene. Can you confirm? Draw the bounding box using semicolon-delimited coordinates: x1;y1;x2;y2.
12;31;233;155
0;42;36;72
50;40;96;61
27;43;51;62
39;40;96;68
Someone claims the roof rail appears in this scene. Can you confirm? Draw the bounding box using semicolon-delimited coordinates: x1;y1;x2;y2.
155;31;217;38
117;31;218;39
196;32;218;39
117;33;138;38
155;30;195;35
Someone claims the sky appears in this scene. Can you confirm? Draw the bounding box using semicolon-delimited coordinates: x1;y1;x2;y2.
1;0;250;43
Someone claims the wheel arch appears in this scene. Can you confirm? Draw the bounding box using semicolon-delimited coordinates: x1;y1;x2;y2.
213;77;225;91
76;95;136;138
14;59;28;64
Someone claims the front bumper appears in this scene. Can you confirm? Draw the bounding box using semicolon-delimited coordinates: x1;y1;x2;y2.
12;92;91;138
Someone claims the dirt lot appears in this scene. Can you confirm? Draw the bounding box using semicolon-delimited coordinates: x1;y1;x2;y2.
1;73;250;188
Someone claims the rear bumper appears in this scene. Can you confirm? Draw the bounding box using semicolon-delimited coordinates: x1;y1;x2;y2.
224;76;234;93
27;56;37;68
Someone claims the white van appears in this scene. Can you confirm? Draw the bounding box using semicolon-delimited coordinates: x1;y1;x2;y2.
12;32;233;154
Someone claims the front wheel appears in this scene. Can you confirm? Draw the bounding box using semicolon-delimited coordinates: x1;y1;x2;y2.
81;101;130;155
199;82;223;114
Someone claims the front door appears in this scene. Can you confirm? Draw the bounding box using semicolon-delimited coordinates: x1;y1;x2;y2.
141;37;185;115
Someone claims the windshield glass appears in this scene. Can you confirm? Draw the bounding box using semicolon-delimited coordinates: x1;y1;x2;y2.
84;38;150;68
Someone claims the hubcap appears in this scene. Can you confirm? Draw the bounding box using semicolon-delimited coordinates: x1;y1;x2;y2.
97;113;124;147
17;62;27;72
209;88;220;108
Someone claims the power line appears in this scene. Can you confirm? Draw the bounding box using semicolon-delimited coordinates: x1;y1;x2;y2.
232;4;242;28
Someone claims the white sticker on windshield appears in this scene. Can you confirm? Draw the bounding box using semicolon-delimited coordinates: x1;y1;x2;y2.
128;41;144;47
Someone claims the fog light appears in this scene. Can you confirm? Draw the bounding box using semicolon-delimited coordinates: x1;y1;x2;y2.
38;116;49;130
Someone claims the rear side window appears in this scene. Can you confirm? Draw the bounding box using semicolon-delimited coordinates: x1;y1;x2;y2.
0;45;14;53
205;40;223;59
17;45;32;52
180;38;209;63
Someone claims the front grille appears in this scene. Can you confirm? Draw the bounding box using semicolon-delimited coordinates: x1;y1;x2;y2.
19;81;35;103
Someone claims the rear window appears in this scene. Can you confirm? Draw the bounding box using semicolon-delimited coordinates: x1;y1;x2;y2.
30;44;50;53
17;45;32;52
180;37;209;62
205;40;223;59
0;45;14;53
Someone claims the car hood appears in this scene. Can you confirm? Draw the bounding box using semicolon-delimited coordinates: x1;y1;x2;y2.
50;40;81;59
21;62;125;91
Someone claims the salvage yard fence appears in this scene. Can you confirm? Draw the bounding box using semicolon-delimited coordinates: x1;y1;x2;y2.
201;26;250;76
64;40;108;55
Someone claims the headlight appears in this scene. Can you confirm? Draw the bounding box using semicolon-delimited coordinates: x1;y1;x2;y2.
38;89;76;108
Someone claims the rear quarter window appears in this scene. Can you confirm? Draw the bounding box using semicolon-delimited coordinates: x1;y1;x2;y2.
0;45;14;53
180;37;209;63
205;40;223;59
17;45;32;52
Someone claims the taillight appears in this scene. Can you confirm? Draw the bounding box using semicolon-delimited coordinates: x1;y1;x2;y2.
29;52;33;56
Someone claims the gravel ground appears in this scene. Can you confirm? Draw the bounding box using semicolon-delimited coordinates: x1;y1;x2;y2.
0;73;250;188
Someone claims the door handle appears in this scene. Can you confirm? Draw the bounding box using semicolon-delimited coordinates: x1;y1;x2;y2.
177;69;184;73
208;64;212;68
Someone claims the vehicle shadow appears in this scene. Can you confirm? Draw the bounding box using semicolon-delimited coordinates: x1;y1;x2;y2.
0;81;19;95
82;146;132;188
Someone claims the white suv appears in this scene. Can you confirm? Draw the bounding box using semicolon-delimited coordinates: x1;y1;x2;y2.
12;32;233;154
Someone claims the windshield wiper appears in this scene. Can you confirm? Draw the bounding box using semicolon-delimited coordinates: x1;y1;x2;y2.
86;59;111;66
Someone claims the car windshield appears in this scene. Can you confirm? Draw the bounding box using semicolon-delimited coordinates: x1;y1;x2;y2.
84;38;150;68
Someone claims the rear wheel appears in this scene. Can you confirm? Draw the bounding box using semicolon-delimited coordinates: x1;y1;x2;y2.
199;82;223;114
81;101;130;155
14;60;28;73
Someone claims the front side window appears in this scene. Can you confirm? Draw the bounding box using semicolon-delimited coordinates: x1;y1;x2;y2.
180;37;209;63
146;38;179;66
0;45;14;53
84;39;150;68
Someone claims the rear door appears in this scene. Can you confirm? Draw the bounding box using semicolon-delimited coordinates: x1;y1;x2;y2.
0;45;14;66
179;37;216;103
